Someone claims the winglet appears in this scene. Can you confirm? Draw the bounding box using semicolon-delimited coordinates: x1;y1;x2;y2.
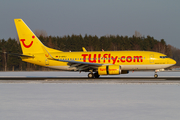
82;47;87;52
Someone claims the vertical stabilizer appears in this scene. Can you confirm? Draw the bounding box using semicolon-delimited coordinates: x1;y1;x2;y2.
14;19;44;54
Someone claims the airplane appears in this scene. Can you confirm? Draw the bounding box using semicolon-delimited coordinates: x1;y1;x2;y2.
14;18;176;78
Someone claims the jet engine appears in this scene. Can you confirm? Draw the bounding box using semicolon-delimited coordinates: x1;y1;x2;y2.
98;65;129;75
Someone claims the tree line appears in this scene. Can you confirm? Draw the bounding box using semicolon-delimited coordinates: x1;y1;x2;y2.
0;34;179;71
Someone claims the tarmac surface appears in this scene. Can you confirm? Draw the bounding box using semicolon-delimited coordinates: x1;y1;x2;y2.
1;71;180;84
1;77;180;84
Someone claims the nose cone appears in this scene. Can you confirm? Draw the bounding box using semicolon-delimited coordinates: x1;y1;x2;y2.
170;59;176;65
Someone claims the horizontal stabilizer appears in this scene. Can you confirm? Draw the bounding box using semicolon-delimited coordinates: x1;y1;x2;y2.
2;52;34;58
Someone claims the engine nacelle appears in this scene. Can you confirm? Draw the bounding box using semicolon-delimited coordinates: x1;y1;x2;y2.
98;65;121;75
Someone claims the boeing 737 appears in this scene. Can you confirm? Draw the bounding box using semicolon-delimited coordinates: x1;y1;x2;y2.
14;19;176;78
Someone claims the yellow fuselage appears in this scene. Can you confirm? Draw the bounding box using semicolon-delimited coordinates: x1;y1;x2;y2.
22;51;176;71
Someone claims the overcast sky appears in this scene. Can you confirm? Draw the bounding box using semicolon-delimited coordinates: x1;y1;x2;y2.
0;0;180;48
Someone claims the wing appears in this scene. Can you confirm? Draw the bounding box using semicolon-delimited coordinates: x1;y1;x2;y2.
41;46;104;71
53;58;103;71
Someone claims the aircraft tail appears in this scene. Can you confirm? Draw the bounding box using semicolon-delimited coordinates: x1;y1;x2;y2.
14;19;45;54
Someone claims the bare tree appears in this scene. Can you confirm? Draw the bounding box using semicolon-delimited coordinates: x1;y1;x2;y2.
134;30;142;38
34;29;48;37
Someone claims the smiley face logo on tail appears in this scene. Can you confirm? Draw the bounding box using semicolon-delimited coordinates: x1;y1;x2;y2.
20;36;35;48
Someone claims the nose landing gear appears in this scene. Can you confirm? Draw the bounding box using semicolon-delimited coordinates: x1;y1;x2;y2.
154;70;158;78
154;74;158;78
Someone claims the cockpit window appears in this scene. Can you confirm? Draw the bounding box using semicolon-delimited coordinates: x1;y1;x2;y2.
160;56;168;59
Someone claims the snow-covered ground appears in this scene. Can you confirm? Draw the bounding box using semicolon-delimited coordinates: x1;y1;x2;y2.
1;71;180;120
0;83;180;120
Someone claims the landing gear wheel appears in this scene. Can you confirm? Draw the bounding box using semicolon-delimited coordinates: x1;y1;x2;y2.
94;72;100;78
154;74;158;78
88;73;94;78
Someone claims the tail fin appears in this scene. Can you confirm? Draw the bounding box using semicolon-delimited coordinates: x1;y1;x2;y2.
14;19;45;54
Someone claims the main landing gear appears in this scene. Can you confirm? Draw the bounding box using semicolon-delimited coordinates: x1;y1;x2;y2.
88;72;100;78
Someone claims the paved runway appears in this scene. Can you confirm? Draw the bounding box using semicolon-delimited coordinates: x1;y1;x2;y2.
0;71;180;83
1;77;180;84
